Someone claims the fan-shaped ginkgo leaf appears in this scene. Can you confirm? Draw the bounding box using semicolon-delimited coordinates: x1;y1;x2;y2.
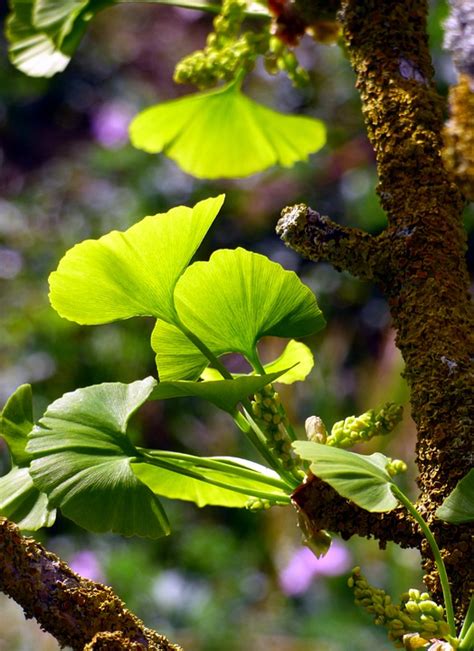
151;248;324;380
27;378;170;538
49;195;224;325
129;81;326;179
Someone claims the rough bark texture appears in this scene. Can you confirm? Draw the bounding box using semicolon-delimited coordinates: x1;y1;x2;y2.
0;518;181;651
279;0;474;622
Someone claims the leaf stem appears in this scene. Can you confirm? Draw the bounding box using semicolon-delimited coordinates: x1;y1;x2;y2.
139;448;292;492
249;349;267;376
177;320;233;380
139;452;291;504
391;485;456;637
459;623;474;650
461;596;474;640
236;403;291;474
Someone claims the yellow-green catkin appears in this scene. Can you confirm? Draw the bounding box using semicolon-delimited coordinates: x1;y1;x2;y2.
348;568;451;648
251;384;300;471
174;0;309;89
174;0;267;88
327;402;403;448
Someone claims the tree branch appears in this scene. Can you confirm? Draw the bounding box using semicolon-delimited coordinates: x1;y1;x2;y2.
0;518;182;651
291;475;422;550
276;204;381;281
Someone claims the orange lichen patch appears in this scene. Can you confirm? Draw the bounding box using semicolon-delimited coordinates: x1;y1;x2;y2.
443;75;474;201
0;518;181;651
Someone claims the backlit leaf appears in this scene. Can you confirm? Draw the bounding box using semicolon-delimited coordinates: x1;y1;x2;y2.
201;339;314;385
436;469;474;524
6;0;110;78
152;248;324;379
131;453;288;508
129;81;326;179
0;466;56;531
27;378;170;538
150;369;288;413
49;195;224;325
257;339;314;384
293;441;399;512
0;384;34;466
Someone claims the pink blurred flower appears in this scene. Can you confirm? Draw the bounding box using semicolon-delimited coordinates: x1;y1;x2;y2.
279;540;351;596
91;101;134;149
69;550;105;583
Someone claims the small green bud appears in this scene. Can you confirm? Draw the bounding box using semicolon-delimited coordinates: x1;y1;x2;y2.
386;458;408;476
245;497;272;511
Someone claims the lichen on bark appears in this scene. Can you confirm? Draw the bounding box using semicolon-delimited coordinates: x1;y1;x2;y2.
0;518;181;651
279;0;473;621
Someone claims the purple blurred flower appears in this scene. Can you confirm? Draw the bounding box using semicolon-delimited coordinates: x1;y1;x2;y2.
91;101;134;149
69;550;105;583
279;540;351;597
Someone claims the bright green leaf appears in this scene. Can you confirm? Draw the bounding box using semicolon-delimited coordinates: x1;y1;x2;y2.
149;369;289;413
152;248;324;379
0;466;56;531
153;249;323;380
49;195;224;325
129;81;326;179
153;320;209;381
436;469;474;524
27;378;170;538
201;339;314;385
131;453;288;508
0;384;34;466
6;0;112;78
293;441;399;512
258;339;314;384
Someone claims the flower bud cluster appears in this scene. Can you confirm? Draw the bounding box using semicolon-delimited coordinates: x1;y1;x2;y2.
245;497;272;511
174;0;309;89
386;457;408;477
327;402;403;448
251;385;299;471
174;0;267;87
264;36;310;87
348;568;450;648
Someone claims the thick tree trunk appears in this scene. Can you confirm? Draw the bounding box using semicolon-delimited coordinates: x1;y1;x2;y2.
279;0;473;621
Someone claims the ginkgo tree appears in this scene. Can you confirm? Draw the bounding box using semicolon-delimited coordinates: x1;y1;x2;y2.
1;0;473;650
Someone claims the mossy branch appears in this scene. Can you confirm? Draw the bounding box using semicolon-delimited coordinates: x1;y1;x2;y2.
279;0;474;621
276;203;383;281
0;518;182;651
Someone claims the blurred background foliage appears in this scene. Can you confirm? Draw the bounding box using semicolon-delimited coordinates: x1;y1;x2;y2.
0;1;472;649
